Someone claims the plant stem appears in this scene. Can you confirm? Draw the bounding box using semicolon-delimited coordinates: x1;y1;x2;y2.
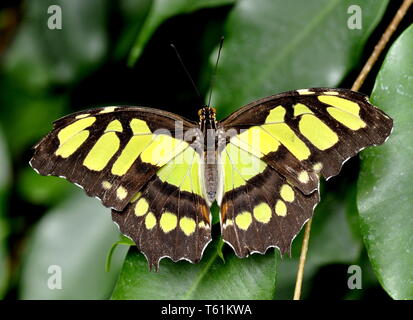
352;0;413;91
293;0;413;300
293;218;312;300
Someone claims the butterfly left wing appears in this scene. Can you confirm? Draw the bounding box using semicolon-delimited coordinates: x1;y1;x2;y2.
112;146;212;270
30;106;198;211
217;88;392;257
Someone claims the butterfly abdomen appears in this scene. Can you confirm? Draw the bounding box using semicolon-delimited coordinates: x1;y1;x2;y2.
203;152;218;204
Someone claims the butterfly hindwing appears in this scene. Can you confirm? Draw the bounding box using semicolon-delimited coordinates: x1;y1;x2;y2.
30;106;199;211
220;88;393;192
217;142;319;256
112;147;211;270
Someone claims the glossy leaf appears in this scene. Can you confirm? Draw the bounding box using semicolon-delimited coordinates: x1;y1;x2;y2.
127;0;236;66
19;190;128;299
210;0;389;117
111;239;277;300
4;0;109;90
358;24;413;300
105;235;135;273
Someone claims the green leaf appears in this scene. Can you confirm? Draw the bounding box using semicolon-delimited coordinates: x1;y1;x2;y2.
113;0;153;60
4;0;109;90
111;238;277;300
357;24;413;300
0;83;67;156
127;0;236;66
19;190;128;299
105;236;135;272
17;168;74;206
210;0;389;118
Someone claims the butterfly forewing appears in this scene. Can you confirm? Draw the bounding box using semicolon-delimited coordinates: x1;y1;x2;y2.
30;106;198;211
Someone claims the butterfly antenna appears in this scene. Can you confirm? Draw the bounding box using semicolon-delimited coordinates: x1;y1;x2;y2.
170;43;204;106
207;36;224;108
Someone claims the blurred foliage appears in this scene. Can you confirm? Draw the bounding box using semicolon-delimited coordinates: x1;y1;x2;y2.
17;168;74;207
3;0;109;90
0;0;410;300
358;24;413;300
127;0;236;65
112;239;277;300
19;191;128;299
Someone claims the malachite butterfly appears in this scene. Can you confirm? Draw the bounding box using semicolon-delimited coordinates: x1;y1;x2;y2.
30;88;393;270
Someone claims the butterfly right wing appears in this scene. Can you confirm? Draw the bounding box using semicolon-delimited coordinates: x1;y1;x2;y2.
216;142;319;257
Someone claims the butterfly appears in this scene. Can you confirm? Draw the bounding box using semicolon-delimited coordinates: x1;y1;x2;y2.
30;88;393;270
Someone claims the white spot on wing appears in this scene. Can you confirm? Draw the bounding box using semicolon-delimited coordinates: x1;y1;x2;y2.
99;107;117;114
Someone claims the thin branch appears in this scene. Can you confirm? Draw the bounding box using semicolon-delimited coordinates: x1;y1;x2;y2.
293;218;312;300
352;0;413;91
293;0;413;300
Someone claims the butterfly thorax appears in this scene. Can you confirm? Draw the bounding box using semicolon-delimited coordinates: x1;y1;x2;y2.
198;107;219;204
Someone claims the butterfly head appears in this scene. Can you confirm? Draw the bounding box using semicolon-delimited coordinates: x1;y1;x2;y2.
198;107;216;121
